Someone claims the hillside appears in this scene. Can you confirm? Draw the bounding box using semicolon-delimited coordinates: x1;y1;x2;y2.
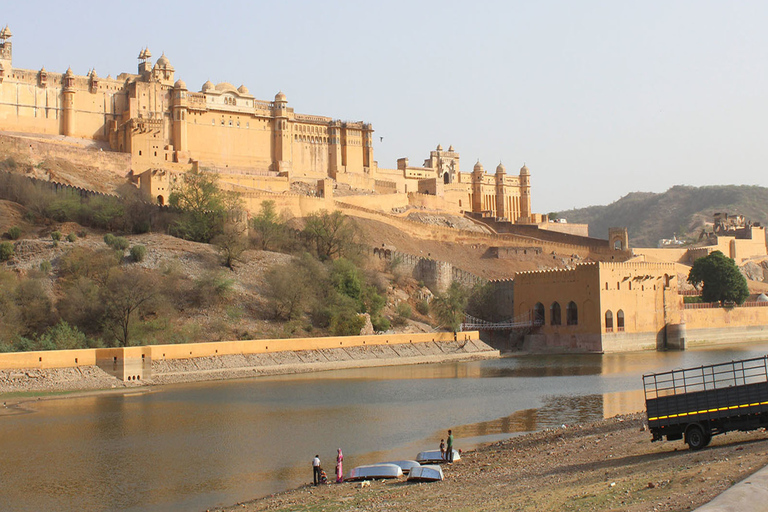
556;185;768;248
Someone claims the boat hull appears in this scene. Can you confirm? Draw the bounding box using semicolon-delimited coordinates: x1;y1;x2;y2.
347;463;403;481
415;449;460;463
381;460;421;474
407;464;444;482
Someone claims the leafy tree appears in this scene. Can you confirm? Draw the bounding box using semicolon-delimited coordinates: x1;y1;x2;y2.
213;222;248;269
302;210;359;261
687;250;749;305
265;254;324;320
250;200;287;251
37;321;89;350
432;282;469;333
15;277;55;337
168;168;243;243
57;276;106;335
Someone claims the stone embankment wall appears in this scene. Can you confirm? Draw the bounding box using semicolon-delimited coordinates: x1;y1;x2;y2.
150;338;496;385
0;332;497;393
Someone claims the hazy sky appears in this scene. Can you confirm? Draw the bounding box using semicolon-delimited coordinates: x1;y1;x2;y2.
3;1;767;213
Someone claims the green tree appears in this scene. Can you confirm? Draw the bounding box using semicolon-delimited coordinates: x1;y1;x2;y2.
168;168;243;243
687;250;749;305
250;200;287;251
302;210;359;261
432;282;469;333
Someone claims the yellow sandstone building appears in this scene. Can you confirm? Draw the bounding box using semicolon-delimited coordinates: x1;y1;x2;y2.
0;26;537;222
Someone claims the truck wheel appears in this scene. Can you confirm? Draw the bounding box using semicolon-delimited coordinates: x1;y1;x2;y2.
685;424;708;450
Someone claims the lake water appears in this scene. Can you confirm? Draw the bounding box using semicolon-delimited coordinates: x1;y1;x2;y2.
3;342;768;512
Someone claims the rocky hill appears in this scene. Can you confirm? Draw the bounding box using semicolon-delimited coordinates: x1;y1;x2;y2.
556;185;768;248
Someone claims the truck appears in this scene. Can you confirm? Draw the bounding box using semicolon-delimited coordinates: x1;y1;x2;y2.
643;355;768;450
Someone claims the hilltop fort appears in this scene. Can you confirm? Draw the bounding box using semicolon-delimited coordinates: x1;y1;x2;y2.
0;26;544;227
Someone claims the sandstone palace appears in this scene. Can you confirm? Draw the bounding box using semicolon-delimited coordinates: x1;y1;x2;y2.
0;26;542;223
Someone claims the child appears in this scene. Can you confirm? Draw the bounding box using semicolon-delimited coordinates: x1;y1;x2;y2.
440;439;446;459
319;468;328;485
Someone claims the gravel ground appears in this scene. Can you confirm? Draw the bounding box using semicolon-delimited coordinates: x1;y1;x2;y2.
213;413;768;512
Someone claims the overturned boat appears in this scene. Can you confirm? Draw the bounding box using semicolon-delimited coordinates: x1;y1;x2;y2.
381;460;420;475
347;463;403;481
407;464;444;482
415;449;460;463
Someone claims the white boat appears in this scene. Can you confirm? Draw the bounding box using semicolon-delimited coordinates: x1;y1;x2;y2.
407;464;444;482
381;460;421;474
415;449;460;463
347;463;403;481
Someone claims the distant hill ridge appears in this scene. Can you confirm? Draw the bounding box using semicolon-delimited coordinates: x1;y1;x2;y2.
556;185;768;248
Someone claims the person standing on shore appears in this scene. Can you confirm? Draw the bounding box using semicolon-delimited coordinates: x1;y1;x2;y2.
335;448;344;483
445;430;454;462
312;454;321;485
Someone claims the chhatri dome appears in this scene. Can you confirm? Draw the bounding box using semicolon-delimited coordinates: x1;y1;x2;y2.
275;91;287;102
174;79;187;89
496;162;506;173
202;80;214;92
520;163;529;175
473;160;484;173
237;84;250;95
156;53;172;68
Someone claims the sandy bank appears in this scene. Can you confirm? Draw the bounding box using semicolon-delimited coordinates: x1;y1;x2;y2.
214;412;768;512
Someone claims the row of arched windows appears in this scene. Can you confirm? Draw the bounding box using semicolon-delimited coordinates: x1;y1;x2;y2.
605;310;625;332
533;301;578;326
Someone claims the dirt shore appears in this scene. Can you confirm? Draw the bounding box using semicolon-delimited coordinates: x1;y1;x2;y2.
213;413;768;512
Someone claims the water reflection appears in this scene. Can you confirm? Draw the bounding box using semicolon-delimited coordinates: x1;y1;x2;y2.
3;342;768;512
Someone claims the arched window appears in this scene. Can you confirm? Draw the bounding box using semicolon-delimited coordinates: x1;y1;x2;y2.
443;172;450;184
156;195;164;205
534;303;545;325
617;310;625;331
550;302;561;326
566;301;578;325
605;310;613;332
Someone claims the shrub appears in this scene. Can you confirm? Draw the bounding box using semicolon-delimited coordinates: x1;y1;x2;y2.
39;260;52;274
0;242;13;262
51;231;62;242
329;310;365;336
112;236;130;251
103;233;116;246
396;302;412;320
66;233;77;243
416;299;430;316
130;244;147;262
7;226;21;240
371;315;391;332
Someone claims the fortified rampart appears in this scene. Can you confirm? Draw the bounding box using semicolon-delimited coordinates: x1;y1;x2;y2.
371;247;483;293
0;132;132;185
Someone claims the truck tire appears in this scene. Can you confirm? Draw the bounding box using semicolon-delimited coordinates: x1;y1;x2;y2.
685;424;708;450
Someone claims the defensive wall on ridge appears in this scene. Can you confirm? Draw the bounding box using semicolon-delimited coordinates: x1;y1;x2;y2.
0;132;132;181
371;247;483;292
0;331;483;382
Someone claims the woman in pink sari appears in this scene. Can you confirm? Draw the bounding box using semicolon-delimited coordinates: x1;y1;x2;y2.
335;448;344;483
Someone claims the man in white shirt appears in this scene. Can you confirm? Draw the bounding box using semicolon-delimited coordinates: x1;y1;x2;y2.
312;455;321;485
